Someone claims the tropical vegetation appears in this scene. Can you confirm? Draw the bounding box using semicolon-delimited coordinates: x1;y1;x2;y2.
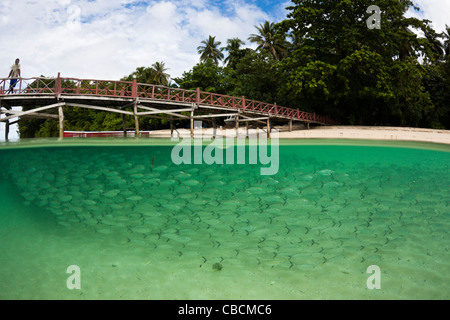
19;0;450;137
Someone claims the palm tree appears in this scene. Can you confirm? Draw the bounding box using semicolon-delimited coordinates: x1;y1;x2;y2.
248;21;287;60
197;36;224;64
424;27;445;63
132;66;155;84
442;25;450;59
288;32;301;48
224;38;246;66
398;27;416;61
151;61;170;86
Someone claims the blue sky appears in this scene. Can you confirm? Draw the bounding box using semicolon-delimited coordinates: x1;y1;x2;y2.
0;0;290;80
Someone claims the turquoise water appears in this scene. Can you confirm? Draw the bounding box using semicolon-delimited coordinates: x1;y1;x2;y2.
0;140;449;299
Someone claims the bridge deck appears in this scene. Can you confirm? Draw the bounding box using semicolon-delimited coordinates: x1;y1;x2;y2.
0;75;338;140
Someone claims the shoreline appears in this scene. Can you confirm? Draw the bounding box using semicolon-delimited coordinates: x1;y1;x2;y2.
278;126;450;145
1;126;450;148
147;126;450;145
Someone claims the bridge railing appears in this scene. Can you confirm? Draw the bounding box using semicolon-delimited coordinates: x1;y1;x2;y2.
0;76;339;125
57;78;135;98
136;83;197;103
0;77;57;95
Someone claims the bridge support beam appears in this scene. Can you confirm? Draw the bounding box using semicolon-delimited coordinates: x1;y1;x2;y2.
267;118;271;139
134;103;140;137
0;102;6;142
5;118;9;142
122;114;127;137
190;110;194;138
289;119;293;132
170;117;174;137
212;118;217;139
58;106;64;140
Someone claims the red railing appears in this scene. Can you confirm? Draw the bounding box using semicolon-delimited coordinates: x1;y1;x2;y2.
0;75;339;125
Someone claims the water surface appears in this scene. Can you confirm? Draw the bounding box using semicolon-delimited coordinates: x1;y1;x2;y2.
0;139;449;299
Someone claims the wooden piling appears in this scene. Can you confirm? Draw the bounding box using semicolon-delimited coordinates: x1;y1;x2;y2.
134;103;140;137
289;119;293;132
122;114;127;137
190;110;194;138
246;121;249;138
5;119;9;142
267;118;271;139
58;106;64;140
212;117;217;139
170;117;174;137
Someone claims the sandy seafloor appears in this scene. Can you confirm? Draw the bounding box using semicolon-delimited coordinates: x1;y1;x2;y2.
0;132;449;300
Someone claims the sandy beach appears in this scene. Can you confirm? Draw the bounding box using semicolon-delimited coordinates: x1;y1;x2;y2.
278;126;450;145
147;126;450;145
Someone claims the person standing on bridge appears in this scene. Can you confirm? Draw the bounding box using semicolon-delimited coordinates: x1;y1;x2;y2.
7;58;21;94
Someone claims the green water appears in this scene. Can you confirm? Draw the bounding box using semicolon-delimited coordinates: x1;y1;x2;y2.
0;140;449;299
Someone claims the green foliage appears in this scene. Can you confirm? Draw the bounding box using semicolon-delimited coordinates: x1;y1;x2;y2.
174;58;230;94
121;62;170;85
197;36;224;65
279;0;446;126
422;63;450;129
224;38;247;68
229;51;282;103
248;21;288;61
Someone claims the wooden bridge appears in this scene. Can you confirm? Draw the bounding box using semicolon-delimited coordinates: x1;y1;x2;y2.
0;74;338;141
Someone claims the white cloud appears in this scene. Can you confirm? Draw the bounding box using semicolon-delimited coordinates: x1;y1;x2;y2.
0;0;279;81
407;0;450;33
0;0;284;141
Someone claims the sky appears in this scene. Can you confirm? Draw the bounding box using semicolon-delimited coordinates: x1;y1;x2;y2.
1;0;449;141
0;0;290;81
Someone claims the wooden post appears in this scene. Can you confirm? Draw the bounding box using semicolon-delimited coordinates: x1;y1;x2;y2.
132;79;138;100
190;109;194;138
307;122;310;130
246;121;249;139
55;72;62;98
212;117;217;139
235;114;240;133
5;119;10;142
134;103;140;137
0;102;7;142
58;106;64;140
122;114;127;137
267;118;271;139
196;88;201;107
170;117;174;137
289;118;293;132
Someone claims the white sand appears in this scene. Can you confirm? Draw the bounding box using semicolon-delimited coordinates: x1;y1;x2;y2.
278;126;450;145
149;126;450;145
